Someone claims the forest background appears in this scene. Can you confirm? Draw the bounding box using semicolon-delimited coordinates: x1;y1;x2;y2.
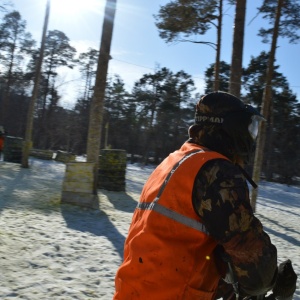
0;0;300;186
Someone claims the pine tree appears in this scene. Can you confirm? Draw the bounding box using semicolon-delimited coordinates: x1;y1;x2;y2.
132;67;195;161
35;29;76;148
154;0;224;91
251;0;300;211
0;11;35;126
77;48;99;101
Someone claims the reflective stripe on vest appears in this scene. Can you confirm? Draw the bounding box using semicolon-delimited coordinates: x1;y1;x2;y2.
136;149;209;235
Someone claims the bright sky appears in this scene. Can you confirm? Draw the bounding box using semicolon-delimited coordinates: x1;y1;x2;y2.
6;0;300;107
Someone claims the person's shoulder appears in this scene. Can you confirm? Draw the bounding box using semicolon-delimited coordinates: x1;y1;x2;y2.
202;158;239;173
199;158;245;185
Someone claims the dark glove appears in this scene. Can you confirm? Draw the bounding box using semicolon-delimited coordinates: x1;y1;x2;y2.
272;259;297;300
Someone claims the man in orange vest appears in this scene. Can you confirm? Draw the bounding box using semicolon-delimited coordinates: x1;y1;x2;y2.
114;92;297;299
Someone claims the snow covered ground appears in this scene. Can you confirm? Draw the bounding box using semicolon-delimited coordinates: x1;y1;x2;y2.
0;158;299;300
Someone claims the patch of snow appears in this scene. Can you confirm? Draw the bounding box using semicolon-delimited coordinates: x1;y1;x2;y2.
0;158;299;299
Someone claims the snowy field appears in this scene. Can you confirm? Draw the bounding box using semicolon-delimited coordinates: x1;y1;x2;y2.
0;158;299;300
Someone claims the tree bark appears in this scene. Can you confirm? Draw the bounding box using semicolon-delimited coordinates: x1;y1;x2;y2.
22;0;50;168
229;0;246;98
86;0;117;192
251;0;283;211
213;0;223;91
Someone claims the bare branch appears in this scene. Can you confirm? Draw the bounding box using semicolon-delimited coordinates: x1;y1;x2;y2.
177;39;217;49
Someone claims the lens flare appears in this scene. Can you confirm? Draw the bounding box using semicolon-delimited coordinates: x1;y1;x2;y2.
51;0;104;17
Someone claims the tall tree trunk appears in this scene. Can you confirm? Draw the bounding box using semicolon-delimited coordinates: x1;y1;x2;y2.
229;0;246;97
251;0;283;212
22;0;50;168
83;64;91;101
86;0;117;190
213;0;223;91
265;100;274;181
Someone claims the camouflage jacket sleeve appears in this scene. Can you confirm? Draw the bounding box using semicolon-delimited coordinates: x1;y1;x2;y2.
192;159;278;297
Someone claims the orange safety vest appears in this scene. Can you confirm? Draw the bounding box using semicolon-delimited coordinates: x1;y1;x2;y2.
114;142;229;300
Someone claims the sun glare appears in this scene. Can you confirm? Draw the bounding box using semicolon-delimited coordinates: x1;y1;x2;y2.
51;0;103;17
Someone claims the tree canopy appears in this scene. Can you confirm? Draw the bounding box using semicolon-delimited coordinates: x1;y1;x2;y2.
0;3;299;186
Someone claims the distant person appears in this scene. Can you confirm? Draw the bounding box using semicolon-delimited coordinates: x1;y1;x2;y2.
113;92;297;299
0;127;5;161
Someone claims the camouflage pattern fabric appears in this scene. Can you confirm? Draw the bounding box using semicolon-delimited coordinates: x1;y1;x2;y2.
192;155;277;297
